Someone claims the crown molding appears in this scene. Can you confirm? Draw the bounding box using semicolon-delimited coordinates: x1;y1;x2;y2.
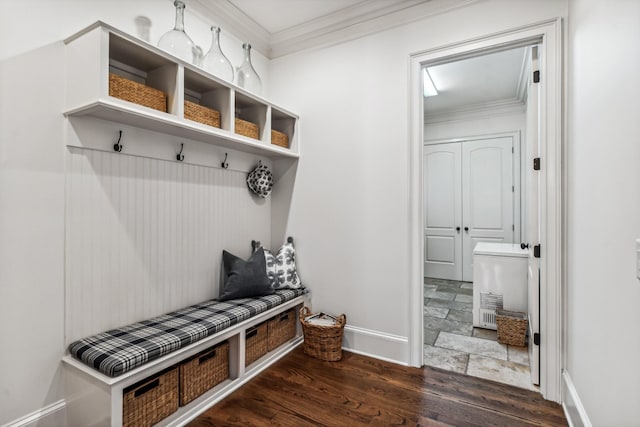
268;0;426;53
270;0;479;59
424;98;526;125
188;0;271;55
189;0;479;59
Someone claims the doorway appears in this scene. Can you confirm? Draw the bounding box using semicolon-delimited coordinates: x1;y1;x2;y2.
407;19;563;403
422;44;533;390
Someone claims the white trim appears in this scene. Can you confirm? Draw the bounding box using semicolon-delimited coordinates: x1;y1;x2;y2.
408;18;563;402
342;325;409;366
424;98;525;124
562;371;593;427
516;47;530;104
188;0;271;55
1;400;66;427
191;0;481;59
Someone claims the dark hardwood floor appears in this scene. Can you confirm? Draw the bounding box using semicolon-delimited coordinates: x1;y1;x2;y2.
188;347;567;427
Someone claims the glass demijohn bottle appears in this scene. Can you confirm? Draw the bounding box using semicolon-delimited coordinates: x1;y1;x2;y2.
236;43;262;95
158;0;195;63
202;26;234;82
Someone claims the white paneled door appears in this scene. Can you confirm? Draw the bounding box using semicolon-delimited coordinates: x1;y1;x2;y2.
424;143;462;280
424;138;515;281
462;138;515;281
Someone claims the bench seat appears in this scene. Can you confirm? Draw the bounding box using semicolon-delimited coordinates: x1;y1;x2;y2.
68;288;307;377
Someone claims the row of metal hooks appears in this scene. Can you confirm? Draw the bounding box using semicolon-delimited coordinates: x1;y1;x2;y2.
113;130;230;169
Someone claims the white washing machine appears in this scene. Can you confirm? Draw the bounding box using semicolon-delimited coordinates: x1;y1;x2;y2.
472;242;529;330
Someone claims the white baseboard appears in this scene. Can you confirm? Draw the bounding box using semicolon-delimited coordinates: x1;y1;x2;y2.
562;370;592;427
342;325;409;366
1;400;66;427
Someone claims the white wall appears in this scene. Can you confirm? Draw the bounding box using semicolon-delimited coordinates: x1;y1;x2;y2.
268;0;566;359
0;1;271;424
565;0;640;425
0;42;66;427
0;0;269;87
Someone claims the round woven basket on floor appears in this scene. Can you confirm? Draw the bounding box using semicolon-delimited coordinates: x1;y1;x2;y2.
299;306;346;362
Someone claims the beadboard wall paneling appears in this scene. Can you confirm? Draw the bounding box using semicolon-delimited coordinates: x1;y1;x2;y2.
65;147;271;344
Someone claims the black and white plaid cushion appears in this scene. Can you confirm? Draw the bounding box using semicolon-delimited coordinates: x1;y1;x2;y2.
68;288;307;377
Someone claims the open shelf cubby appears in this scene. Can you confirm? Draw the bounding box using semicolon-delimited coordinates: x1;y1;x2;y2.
63;21;299;160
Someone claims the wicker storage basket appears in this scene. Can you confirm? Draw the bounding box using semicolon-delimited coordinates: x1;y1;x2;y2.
496;309;528;347
179;341;229;406
267;308;297;351
122;367;178;427
184;101;221;128
245;322;268;366
235;117;259;140
271;130;289;148
299;306;346;362
109;73;167;112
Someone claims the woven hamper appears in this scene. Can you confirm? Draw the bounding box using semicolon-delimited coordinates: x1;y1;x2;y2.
271;130;289;148
179;341;229;406
122;367;178;427
184;100;221;128
109;73;167;112
245;322;268;366
299;306;346;362
496;309;528;347
234;117;260;140
267;308;297;351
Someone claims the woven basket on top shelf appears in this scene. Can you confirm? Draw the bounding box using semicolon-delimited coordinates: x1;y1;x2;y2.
495;309;528;347
235;117;260;140
184;100;221;128
299;306;346;362
122;366;178;427
109;73;167;113
179;341;229;406
271;130;289;148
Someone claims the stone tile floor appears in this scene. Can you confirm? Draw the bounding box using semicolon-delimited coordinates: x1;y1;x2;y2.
424;277;538;392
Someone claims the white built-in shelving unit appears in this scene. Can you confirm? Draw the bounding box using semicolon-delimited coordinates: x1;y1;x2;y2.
64;21;299;160
63;297;308;427
61;21;306;427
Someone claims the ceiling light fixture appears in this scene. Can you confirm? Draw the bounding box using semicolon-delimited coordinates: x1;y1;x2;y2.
423;68;438;97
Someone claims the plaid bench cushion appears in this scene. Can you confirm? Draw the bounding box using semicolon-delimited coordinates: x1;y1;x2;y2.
68;288;307;377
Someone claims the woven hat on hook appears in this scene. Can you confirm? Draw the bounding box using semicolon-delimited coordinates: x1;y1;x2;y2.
247;162;273;198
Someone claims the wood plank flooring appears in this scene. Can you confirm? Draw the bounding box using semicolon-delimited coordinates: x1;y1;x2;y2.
188;347;567;427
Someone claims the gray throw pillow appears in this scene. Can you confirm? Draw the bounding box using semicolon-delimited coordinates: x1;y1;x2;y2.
219;247;274;301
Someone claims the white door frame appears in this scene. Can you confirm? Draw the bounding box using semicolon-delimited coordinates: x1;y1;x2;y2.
408;18;563;402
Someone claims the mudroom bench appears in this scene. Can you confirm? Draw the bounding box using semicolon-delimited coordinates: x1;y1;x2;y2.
63;289;309;427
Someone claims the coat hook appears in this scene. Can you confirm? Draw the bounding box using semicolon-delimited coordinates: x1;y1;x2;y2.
176;143;185;162
113;130;123;152
221;153;229;169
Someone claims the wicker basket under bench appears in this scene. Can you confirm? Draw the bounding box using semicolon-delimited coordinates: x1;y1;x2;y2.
63;294;308;427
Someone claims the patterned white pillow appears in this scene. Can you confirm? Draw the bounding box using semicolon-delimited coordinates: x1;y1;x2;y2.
263;238;303;289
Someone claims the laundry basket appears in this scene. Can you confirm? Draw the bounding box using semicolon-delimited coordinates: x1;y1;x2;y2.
299;306;346;361
495;309;528;347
